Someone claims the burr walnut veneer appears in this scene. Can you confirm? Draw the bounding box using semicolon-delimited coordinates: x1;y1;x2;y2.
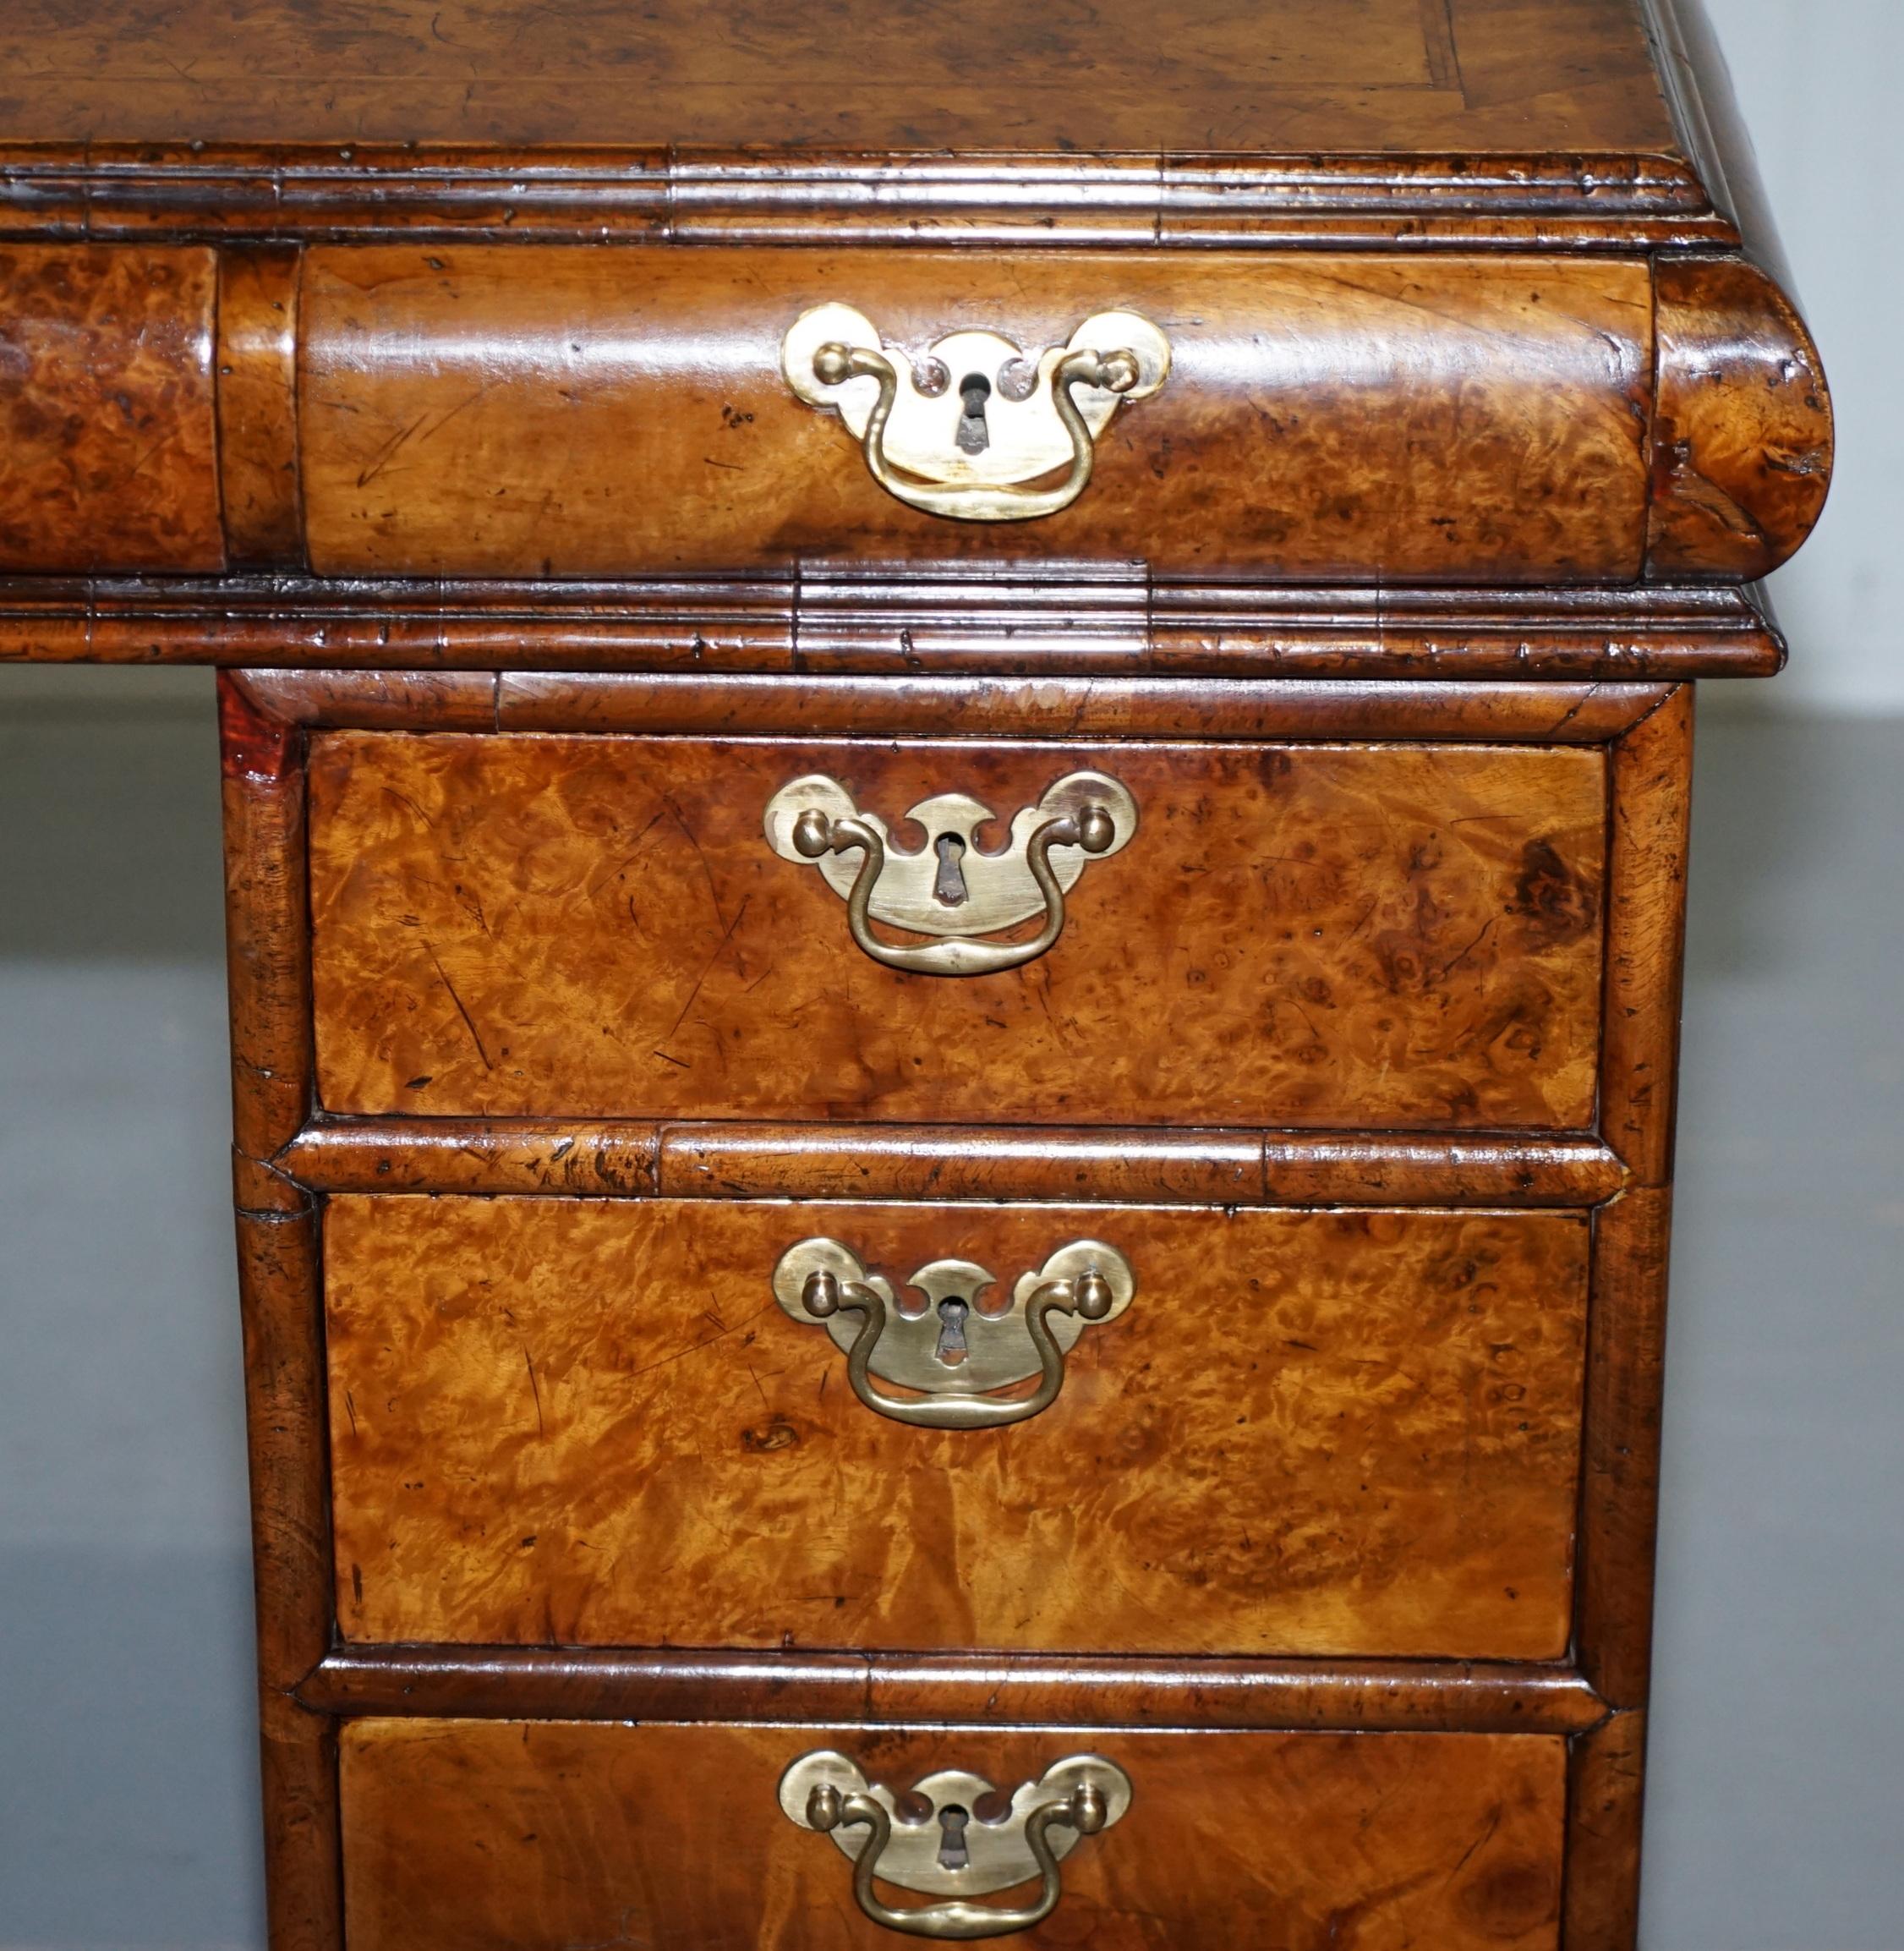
0;0;1830;1943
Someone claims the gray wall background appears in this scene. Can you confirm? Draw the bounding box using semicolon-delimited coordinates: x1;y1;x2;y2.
2;3;1901;1944
1704;0;1904;714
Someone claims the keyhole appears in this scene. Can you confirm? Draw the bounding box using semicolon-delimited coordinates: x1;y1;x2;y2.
956;372;992;454
935;1296;970;1367
937;1806;971;1872
933;832;969;907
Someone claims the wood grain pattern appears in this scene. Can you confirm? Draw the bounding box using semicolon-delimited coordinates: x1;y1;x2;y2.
0;0;1678;160
3;244;1824;585
279;1117;1624;1208
0;578;1788;678
490;674;1672;743
1649;255;1834;579
0;2;1797;1937
235;1209;343;1951
297;247;1655;582
220;673;312;1164
304;1643;1610;1735
1257;1132;1627;1208
284;1119;661;1197
305;734;1608;1131
1600;687;1693;1186
1576;1188;1673;1711
325;1197;1590;1659
0;244;222;572
256;1689;342;1951
235;1208;331;1691
1563;1709;1647;1949
215;246;305;568
235;669;499;731
659;1125;1603;1208
340;1719;1568;1951
233;1148;309;1216
0;149;1736;250
233;668;1671;743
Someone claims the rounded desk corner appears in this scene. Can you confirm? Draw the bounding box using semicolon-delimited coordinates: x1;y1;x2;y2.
1648;251;1836;583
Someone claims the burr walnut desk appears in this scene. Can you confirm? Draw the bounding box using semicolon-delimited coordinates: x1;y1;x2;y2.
0;0;1831;1943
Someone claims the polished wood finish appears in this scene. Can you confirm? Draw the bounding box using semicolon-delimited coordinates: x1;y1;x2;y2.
241;668;1674;742
303;1645;1610;1735
1576;1189;1674;1710
1600;687;1694;1187
325;1195;1589;1658
340;1719;1568;1950
304;732;1607;1130
220;674;313;1165
662;1124;1625;1208
0;243;222;573
4;0;1827;1933
287;1119;662;1198
1650;255;1835;579
215;247;304;568
0;145;1739;249
1563;1709;1648;1948
281;1117;1624;1207
234;1208;331;1690
234;1209;342;1950
489;674;1671;742
193;665;1699;1943
0;244;1828;586
222;690;341;1943
1259;1133;1627;1208
0;578;1787;677
203;652;1701;1940
0;0;1682;158
297;247;1653;581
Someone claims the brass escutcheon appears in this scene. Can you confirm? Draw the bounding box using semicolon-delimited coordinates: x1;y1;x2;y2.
778;1749;1133;1939
781;304;1170;521
762;770;1138;976
771;1238;1135;1429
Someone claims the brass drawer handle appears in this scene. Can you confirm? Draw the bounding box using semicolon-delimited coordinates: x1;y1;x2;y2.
763;770;1137;977
782;304;1169;523
771;1238;1134;1429
780;1750;1132;1939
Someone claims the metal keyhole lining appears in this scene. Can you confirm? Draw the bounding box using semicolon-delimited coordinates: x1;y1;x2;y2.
936;1805;971;1871
934;1296;970;1366
956;372;992;452
933;832;970;906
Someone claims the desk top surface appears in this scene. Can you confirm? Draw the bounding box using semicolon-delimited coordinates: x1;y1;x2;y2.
5;0;1682;157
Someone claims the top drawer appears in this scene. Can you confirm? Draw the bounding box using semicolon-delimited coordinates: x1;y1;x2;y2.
0;244;1830;581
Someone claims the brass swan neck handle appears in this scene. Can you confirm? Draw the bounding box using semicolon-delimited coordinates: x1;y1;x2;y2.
780;1751;1133;1939
791;798;1109;976
771;1238;1135;1429
810;337;1140;523
782;304;1170;523
763;770;1139;978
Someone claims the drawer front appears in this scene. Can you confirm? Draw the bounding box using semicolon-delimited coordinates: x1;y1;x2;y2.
326;1197;1589;1658
340;1719;1567;1949
0;245;1829;580
307;733;1606;1129
299;245;1651;581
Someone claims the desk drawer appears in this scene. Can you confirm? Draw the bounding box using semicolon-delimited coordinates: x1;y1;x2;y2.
0;244;1828;583
298;245;1655;582
341;1719;1566;1949
307;732;1606;1130
326;1196;1588;1659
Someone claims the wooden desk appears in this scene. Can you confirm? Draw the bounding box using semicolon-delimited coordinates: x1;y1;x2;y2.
0;0;1830;1941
